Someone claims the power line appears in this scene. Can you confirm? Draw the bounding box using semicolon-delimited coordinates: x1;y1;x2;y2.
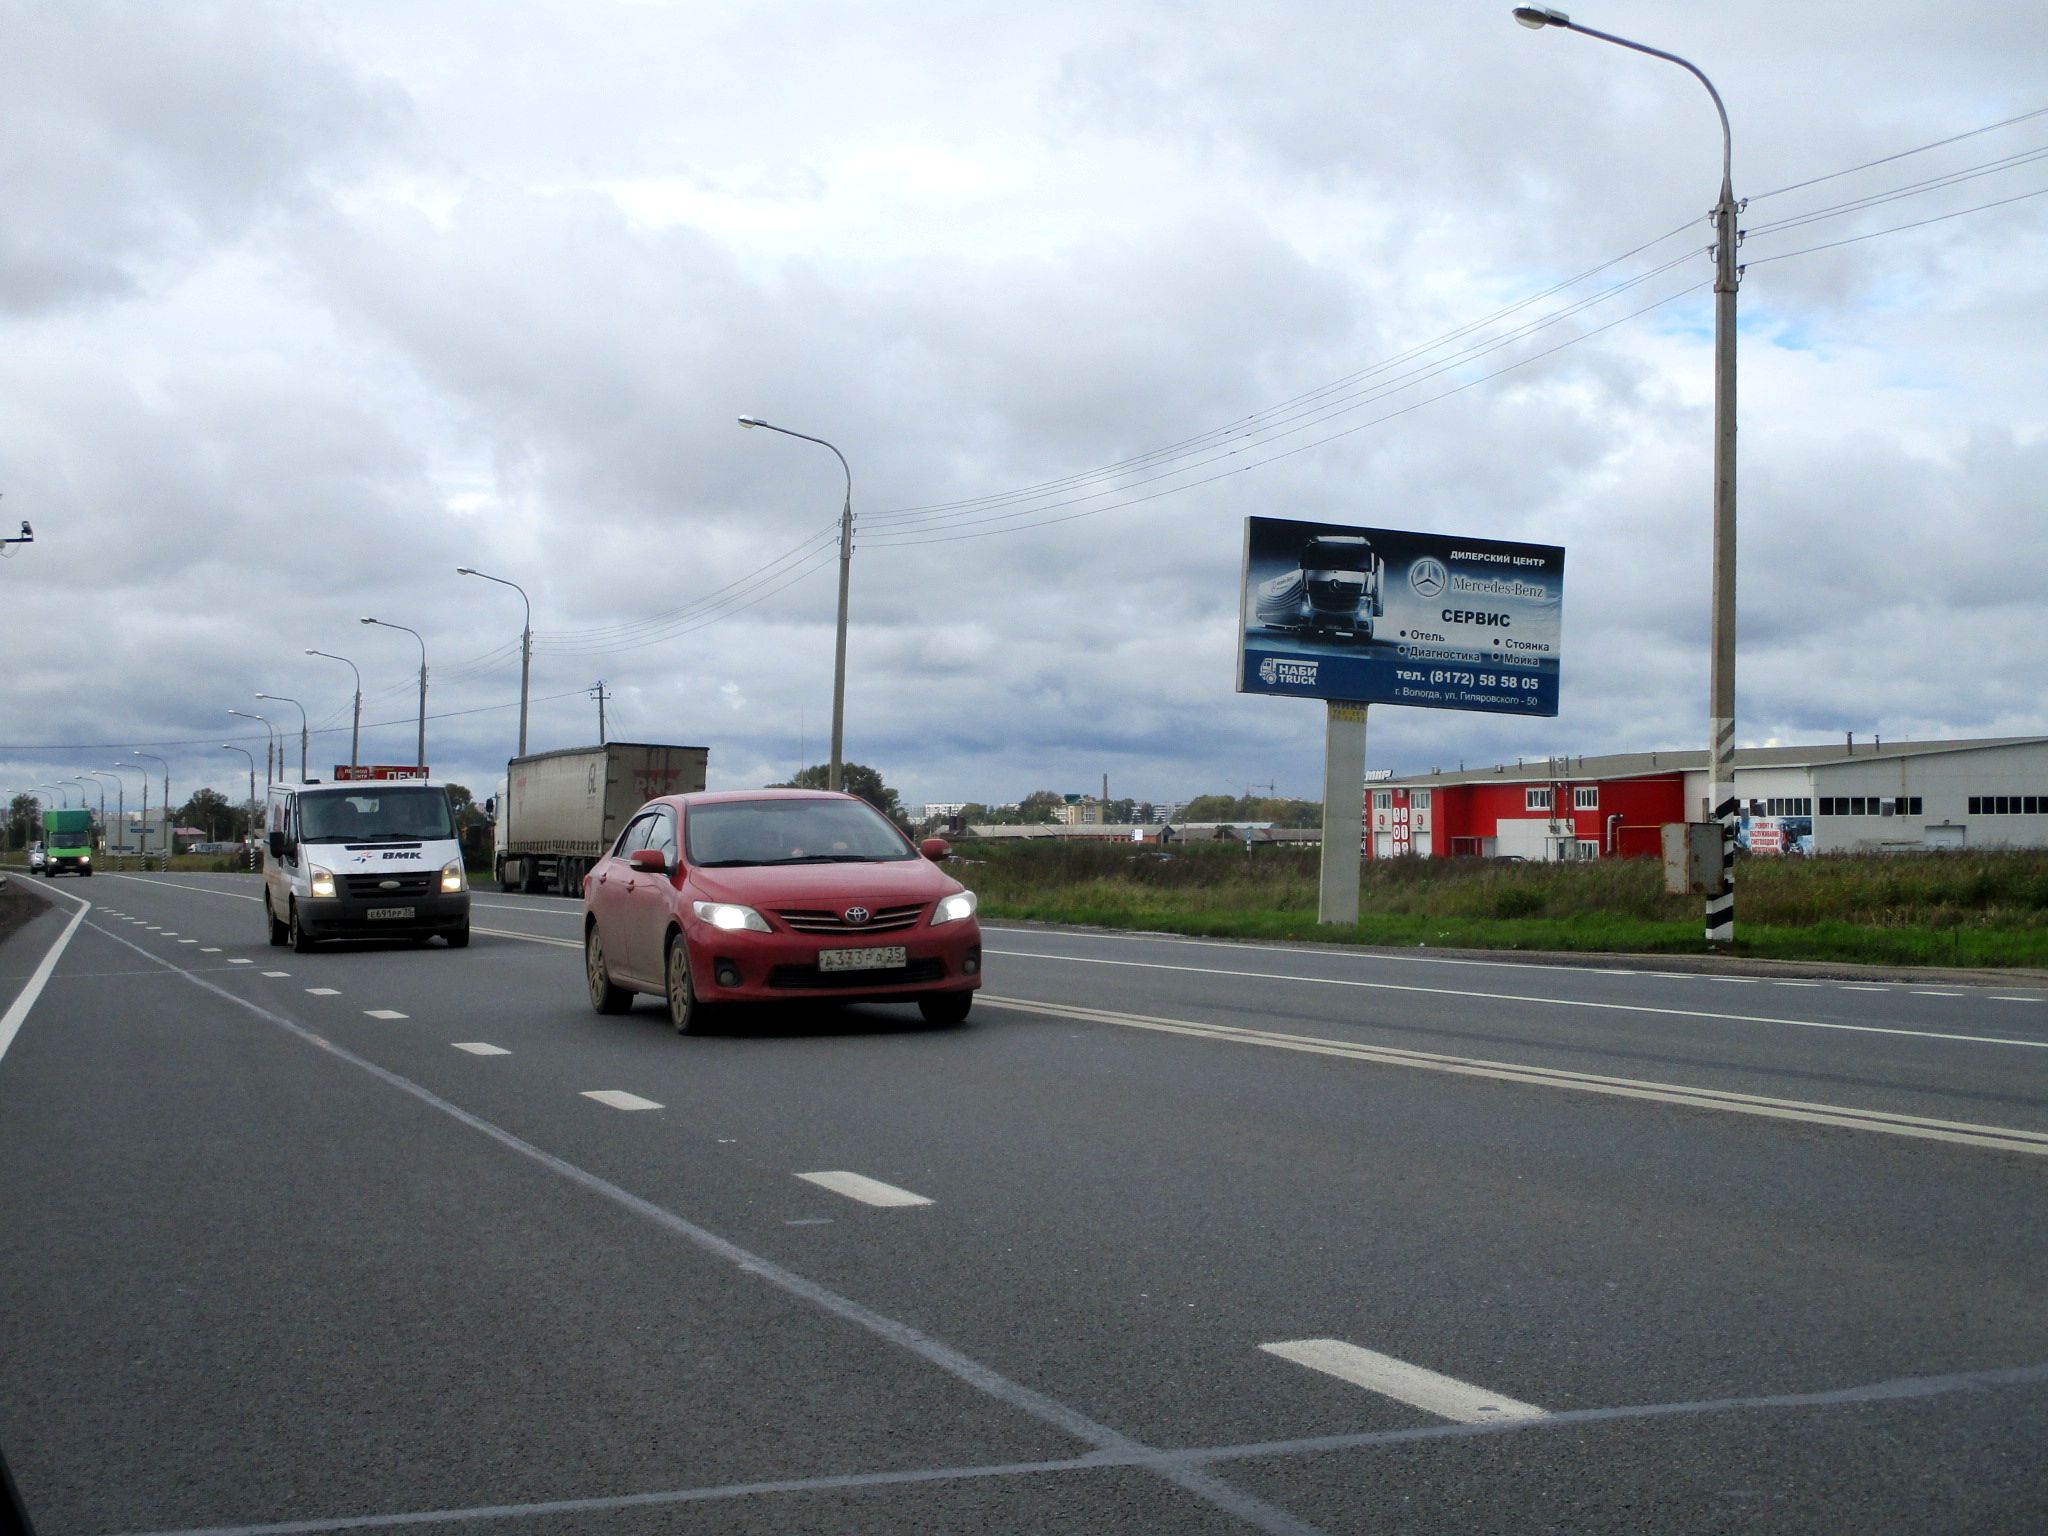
1751;104;2048;201
1746;183;2048;267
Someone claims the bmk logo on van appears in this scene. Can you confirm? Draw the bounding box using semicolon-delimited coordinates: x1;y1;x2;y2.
1237;517;1565;716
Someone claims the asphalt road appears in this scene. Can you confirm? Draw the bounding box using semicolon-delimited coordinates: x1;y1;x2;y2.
2;870;2044;1535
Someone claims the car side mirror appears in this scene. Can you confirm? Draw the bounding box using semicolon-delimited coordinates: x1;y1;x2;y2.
920;837;950;862
628;847;669;876
267;830;286;859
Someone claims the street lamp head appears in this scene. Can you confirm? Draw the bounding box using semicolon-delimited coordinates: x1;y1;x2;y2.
1513;6;1569;27
456;566;474;575
255;692;272;700
737;416;765;429
360;616;377;625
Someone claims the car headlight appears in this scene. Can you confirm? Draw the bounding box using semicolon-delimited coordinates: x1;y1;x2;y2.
80;854;91;864
309;866;337;899
441;859;467;894
692;900;771;933
931;890;977;926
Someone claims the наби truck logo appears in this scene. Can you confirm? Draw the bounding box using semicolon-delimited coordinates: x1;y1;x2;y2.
1259;658;1320;687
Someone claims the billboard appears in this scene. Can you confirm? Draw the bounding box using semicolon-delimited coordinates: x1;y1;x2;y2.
1237;517;1564;716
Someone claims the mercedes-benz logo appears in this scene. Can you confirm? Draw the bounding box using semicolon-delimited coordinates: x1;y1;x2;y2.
1409;557;1448;599
843;906;871;926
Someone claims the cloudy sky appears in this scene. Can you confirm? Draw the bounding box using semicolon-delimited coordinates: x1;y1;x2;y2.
3;0;2045;819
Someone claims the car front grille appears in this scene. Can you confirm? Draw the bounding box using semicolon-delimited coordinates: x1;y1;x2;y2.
343;872;435;899
767;957;947;990
772;902;925;935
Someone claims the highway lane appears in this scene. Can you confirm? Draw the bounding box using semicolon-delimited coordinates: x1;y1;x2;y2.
2;871;2044;1534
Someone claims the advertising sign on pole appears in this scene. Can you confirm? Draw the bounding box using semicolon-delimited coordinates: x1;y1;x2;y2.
1237;517;1565;717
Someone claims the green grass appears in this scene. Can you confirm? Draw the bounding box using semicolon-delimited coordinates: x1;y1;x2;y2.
955;841;2048;969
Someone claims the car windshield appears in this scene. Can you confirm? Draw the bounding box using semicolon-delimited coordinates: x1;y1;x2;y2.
298;787;456;843
685;798;914;866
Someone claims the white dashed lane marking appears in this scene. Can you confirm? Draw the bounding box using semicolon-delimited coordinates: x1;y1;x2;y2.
227;959;252;966
795;1171;934;1208
1259;1339;1549;1425
306;988;340;996
261;971;290;978
452;1042;510;1056
582;1090;662;1111
364;1009;409;1021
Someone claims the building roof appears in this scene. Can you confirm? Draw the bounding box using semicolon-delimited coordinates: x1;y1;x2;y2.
1383;736;2048;788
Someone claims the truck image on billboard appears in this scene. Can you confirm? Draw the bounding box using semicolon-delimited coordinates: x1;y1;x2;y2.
1238;517;1564;716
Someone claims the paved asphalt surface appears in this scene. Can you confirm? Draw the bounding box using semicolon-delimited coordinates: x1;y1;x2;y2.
2;870;2044;1535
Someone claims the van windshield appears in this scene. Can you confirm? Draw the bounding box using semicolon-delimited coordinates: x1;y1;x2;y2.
298;787;456;843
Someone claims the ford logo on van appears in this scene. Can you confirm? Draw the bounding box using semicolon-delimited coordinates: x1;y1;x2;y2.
378;879;401;891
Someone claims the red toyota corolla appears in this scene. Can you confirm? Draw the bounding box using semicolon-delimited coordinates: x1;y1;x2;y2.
581;789;982;1032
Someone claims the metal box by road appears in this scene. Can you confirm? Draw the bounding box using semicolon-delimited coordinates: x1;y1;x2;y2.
1662;821;1721;895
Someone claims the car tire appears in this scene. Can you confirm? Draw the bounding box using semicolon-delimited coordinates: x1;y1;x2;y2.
665;932;707;1035
289;902;315;954
446;924;471;949
266;895;289;947
585;923;631;1015
918;991;973;1027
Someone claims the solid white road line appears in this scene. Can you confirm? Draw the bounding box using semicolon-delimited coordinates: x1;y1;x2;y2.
985;949;2048;1052
582;1089;662;1111
1259;1340;1548;1424
975;996;2048;1158
795;1171;934;1208
0;884;90;1067
452;1042;510;1056
364;1009;409;1020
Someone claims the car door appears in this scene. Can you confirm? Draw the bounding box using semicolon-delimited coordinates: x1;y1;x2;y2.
623;806;681;981
589;812;656;983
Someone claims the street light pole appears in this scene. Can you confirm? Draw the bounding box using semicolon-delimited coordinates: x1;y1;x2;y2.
362;617;428;768
228;710;277;787
456;567;533;757
113;765;145;863
738;415;854;793
255;692;310;781
221;744;257;851
1511;6;1740;946
305;650;363;768
85;771;121;855
133;751;170;863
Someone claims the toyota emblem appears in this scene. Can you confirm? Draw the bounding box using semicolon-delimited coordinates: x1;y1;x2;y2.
843;906;871;926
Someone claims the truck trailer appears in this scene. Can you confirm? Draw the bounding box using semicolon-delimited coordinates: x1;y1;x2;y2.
494;742;710;895
40;807;94;876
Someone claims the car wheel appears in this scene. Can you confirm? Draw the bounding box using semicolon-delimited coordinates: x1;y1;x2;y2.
665;932;706;1035
446;924;471;949
266;894;289;947
289;902;315;953
918;991;973;1027
585;923;631;1015
921;991;974;1028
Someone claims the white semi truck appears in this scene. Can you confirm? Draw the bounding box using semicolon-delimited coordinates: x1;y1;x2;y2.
492;742;710;895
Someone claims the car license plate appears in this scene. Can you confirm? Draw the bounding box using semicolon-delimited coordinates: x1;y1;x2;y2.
818;945;907;972
365;906;414;920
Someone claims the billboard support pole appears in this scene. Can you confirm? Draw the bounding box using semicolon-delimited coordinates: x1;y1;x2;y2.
1318;702;1367;924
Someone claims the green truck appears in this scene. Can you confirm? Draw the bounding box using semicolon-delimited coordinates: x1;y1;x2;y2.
40;807;94;877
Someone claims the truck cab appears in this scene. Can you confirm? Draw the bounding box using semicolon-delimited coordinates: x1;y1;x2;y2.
263;779;471;951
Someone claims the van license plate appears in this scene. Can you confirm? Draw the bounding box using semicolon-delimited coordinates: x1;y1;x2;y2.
818;946;907;972
366;906;414;920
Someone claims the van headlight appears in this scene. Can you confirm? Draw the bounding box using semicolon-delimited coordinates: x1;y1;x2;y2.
309;866;337;899
441;859;467;894
692;900;770;933
931;890;977;926
80;854;91;865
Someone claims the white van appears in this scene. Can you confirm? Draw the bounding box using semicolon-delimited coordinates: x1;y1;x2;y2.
263;779;471;951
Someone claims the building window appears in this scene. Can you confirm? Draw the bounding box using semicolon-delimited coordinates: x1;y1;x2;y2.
1372;791;1392;810
1576;839;1601;859
1573;787;1598;810
1412;790;1431;810
1526;788;1552;812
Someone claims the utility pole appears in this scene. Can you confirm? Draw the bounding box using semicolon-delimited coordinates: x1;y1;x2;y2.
591;681;609;744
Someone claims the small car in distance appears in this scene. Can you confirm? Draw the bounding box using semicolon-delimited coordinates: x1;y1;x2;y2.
27;843;47;874
582;789;982;1032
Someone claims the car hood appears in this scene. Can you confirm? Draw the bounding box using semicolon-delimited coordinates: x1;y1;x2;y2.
691;859;963;911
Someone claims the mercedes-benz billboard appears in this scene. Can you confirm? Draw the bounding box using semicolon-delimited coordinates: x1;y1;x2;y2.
1237;517;1564;716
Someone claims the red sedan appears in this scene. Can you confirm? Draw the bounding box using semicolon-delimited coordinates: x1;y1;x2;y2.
581;789;982;1032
